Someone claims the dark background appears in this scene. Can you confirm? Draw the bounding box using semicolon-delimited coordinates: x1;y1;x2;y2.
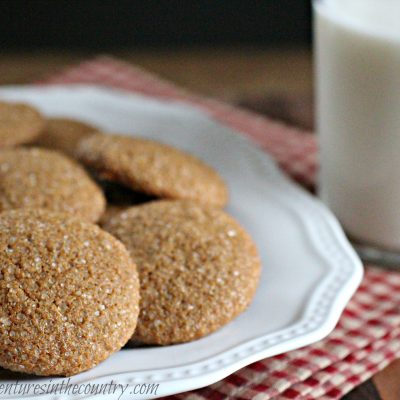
0;0;312;50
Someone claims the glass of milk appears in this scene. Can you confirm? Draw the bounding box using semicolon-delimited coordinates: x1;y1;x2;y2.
314;0;400;263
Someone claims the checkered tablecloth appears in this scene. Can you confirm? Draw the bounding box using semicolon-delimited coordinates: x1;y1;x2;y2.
43;56;400;399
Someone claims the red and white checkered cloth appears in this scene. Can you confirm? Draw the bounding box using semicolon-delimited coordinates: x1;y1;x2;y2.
43;56;400;399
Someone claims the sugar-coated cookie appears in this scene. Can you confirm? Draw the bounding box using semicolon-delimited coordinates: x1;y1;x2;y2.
0;148;105;222
103;200;261;345
76;134;229;208
0;209;140;376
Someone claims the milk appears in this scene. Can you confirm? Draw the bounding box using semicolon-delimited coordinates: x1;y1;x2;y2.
314;0;400;250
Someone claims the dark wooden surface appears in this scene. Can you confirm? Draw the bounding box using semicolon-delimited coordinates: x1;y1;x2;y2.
0;48;397;400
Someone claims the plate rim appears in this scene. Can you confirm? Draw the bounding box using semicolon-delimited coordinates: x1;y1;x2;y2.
0;84;364;399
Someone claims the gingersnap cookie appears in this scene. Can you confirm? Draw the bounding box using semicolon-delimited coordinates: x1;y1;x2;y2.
0;148;105;222
0;209;140;376
103;200;261;345
36;117;98;157
0;101;45;147
76;134;229;208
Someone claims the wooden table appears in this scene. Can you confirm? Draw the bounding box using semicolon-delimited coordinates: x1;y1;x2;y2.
0;48;398;400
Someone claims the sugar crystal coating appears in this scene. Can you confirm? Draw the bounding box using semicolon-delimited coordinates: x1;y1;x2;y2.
103;200;261;345
76;134;229;208
0;147;105;222
0;209;139;376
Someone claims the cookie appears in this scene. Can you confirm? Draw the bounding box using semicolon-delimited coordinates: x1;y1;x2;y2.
0;101;45;147
0;209;140;376
36;117;98;157
76;134;229;208
0;148;105;222
103;200;261;345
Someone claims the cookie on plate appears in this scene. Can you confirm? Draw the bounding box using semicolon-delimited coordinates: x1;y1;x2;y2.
0;101;45;147
103;200;261;345
0;209;140;376
36;117;98;157
76;134;229;208
0;147;105;222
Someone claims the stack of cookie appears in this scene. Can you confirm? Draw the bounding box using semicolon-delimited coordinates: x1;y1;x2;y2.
0;101;261;376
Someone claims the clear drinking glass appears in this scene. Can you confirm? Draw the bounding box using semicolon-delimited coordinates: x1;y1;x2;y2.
313;0;400;266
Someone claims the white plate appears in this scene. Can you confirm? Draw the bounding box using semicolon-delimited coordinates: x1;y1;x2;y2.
0;85;363;400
